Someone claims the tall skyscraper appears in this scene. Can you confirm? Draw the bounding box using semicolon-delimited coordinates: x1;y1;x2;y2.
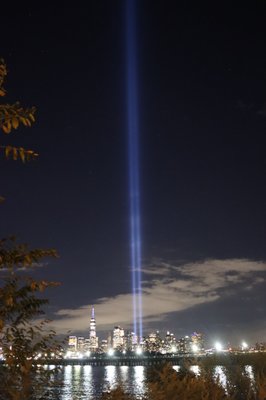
113;326;125;349
89;306;98;350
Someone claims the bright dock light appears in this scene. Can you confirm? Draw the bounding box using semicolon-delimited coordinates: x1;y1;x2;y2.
242;341;248;350
215;342;223;352
108;349;114;356
171;346;177;353
191;344;199;353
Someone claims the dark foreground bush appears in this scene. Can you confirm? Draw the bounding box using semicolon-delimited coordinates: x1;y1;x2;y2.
101;386;135;400
101;362;266;400
146;363;228;400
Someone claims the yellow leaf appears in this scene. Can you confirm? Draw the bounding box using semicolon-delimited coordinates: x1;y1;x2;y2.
13;147;18;160
19;148;25;163
5;146;11;158
2;124;10;133
20;117;27;125
30;281;37;290
7;120;11;131
5;296;13;306
12;117;19;129
29;113;35;122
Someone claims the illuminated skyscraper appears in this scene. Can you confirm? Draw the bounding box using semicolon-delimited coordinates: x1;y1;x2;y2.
191;332;204;353
77;336;85;351
144;331;162;352
164;331;176;353
113;326;124;349
68;335;77;352
89;306;98;350
177;335;191;354
124;330;136;351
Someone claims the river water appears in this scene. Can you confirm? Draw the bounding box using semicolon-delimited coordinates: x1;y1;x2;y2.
46;364;255;399
49;365;147;399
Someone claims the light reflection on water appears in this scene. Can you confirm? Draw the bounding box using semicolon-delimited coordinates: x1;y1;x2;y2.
104;365;116;391
214;366;227;388
245;365;255;382
134;366;145;397
49;364;255;400
55;365;146;400
190;365;200;376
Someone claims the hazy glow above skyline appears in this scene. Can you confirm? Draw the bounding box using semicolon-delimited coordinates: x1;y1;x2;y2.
126;0;142;340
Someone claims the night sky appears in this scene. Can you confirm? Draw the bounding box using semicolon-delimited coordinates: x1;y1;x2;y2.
1;2;266;347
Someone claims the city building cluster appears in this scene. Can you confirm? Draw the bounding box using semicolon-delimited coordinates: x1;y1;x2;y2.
67;307;204;357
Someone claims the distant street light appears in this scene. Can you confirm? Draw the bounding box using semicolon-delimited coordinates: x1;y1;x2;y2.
242;342;248;350
215;342;223;352
171;346;177;353
191;344;199;353
108;348;114;356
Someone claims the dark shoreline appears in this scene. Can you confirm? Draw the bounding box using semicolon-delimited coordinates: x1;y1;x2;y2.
1;352;265;367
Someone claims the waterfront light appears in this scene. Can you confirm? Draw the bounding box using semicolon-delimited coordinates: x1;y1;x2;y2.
65;351;71;359
171;346;177;353
108;348;114;356
86;351;91;357
242;341;248;350
136;347;142;355
191;344;199;353
215;342;223;352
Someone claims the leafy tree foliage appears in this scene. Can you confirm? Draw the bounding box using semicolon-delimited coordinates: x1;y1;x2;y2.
146;363;227;400
0;239;60;400
101;361;266;400
0;59;38;161
101;386;135;400
0;60;61;399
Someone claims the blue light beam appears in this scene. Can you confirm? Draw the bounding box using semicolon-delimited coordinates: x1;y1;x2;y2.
126;0;143;341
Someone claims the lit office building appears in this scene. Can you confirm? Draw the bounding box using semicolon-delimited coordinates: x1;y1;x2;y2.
124;331;136;351
177;335;191;354
77;336;85;351
107;332;112;350
145;331;162;352
164;331;176;353
100;339;108;353
68;336;77;352
191;332;204;353
84;338;90;352
113;326;124;349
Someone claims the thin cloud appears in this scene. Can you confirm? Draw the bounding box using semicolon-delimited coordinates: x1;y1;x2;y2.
51;258;266;334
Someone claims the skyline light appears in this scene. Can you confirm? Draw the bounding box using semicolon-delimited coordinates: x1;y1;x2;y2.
126;0;143;340
64;306;261;353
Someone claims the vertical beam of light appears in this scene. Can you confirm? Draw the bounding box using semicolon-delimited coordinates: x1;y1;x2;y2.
126;0;143;341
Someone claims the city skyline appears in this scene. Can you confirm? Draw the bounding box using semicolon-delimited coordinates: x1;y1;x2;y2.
65;306;263;354
0;2;266;346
